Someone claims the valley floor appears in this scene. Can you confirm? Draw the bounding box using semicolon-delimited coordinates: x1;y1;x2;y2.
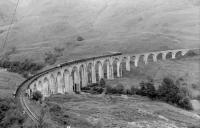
46;94;200;128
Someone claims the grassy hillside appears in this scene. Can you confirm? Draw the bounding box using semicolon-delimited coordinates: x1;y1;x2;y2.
44;94;200;128
0;70;24;98
0;0;199;62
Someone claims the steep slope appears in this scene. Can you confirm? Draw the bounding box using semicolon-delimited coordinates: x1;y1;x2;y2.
0;70;24;98
0;0;199;62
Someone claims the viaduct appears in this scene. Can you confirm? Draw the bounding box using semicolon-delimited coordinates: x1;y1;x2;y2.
15;48;198;122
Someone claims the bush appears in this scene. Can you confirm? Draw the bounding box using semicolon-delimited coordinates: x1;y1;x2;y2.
106;84;124;94
157;77;193;110
99;78;106;87
130;86;140;95
138;81;157;99
0;59;44;78
185;50;197;57
0;98;25;127
77;36;84;41
32;91;43;101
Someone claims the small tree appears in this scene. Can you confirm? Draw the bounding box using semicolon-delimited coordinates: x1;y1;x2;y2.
32;91;43;101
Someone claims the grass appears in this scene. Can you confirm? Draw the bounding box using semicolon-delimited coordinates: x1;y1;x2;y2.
0;0;199;63
45;94;200;128
0;70;24;98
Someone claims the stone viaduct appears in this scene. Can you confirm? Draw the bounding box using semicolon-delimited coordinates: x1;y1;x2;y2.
26;48;195;98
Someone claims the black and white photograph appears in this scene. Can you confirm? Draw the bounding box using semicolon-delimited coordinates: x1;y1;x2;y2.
0;0;199;127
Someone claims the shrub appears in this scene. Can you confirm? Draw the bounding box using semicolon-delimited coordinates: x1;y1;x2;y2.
99;78;106;87
32;91;43;101
77;36;84;41
185;50;197;57
106;84;124;94
130;86;140;95
138;80;157;99
157;77;193;110
0;98;25;127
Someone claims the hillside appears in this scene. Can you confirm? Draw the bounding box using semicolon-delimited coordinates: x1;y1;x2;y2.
0;0;199;62
0;70;24;98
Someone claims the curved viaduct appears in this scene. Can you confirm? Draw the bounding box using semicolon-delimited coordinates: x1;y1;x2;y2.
15;48;198;122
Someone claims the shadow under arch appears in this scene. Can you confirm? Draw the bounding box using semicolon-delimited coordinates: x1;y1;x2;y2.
120;57;128;77
63;69;70;93
103;59;110;79
95;61;103;82
79;64;85;89
71;66;80;93
56;72;64;94
49;74;56;94
112;58;120;78
157;53;163;61
147;53;154;63
138;55;145;65
166;52;173;59
175;51;182;58
87;63;93;84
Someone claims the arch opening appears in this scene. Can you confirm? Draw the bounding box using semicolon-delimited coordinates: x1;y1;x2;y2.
175;51;182;59
157;53;162;60
63;70;70;93
166;52;172;59
87;63;93;84
112;58;120;78
147;54;154;63
121;57;127;77
79;65;85;89
138;55;145;65
95;61;103;82
71;66;80;93
103;60;110;79
49;74;56;94
57;72;64;94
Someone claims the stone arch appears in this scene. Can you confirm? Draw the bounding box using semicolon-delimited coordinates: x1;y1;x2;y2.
120;57;127;76
49;74;56;94
147;53;154;63
63;69;70;93
157;53;163;60
112;58;121;78
95;61;103;82
87;63;93;84
56;72;64;94
103;59;111;79
79;64;85;89
43;77;50;97
71;66;80;93
175;51;182;58
138;55;145;65
166;52;173;59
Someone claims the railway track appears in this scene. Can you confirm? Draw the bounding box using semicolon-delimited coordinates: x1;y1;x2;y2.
20;95;39;122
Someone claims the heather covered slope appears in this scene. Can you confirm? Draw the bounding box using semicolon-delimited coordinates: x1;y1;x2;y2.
0;0;199;62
